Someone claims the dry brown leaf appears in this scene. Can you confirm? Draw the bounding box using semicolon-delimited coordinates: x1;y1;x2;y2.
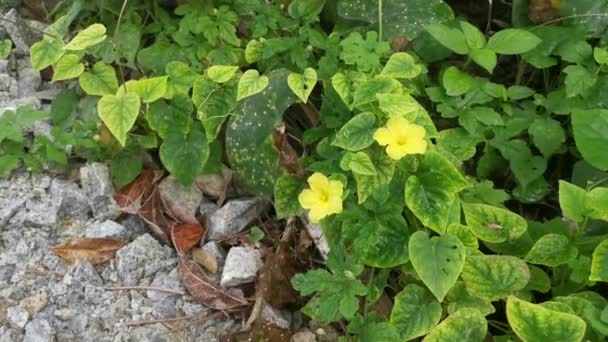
115;169;163;212
272;124;304;176
179;257;248;310
139;183;174;243
171;223;204;254
192;248;218;274
529;0;560;24
258;241;301;308
50;238;126;265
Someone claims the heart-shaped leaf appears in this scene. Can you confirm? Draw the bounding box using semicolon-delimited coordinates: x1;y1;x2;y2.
408;231;466;302
98;92;141;146
207;65;239;83
446;281;495;316
79;62;119;96
117;76;168;103
423;308;487;342
463;203;527;243
332;112;376;151
461;255;530;301
288;67;317;103
390;284;442;340
507;296;586;342
160;127;210;186
381;52;422;79
525;233;578;267
52;54;84;81
237;69;269;101
590;239;608;282
65;23;107;51
30;37;65;71
145;94;192;139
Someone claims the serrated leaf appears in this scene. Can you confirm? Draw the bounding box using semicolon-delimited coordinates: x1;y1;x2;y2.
462;255;530;301
98;92;141;146
0;39;12;59
590;240;608;282
237;70;269;101
30;37;65;71
486;29;541;54
118;76;168;103
507;296;586;342
207;65;239;83
381;52;422;79
525;234;578;267
332;112;375;151
423;308;487;342
288;68;317;103
572;109;608;171
52;54;84;81
408;231;466;302
463;203;527;243
390;284;442;340
160;128;210;186
65;23;107;50
79;62;118;96
563;65;596;98
274;175;305;219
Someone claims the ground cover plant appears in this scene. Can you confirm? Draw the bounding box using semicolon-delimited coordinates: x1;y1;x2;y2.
2;0;608;340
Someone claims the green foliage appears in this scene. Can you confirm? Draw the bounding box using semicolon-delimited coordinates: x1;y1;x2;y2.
9;1;608;340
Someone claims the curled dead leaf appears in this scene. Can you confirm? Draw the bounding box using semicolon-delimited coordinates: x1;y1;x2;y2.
272;123;303;176
171;223;204;254
50;238;126;265
192;248;218;274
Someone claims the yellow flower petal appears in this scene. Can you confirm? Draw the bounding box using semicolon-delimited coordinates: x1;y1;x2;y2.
308;207;328;223
407;124;427;140
307;172;329;193
404;139;427;155
386;144;409;160
373;127;395;146
328;180;344;198
298;189;319;209
326;197;343;215
386;116;411;134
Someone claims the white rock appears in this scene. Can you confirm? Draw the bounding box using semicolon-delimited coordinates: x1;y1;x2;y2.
7;305;29;329
80;162;113;199
207;198;267;240
116;234;175;285
85;220;127;239
23;318;54;342
292;330;317;342
49;178;90;221
220;247;262;287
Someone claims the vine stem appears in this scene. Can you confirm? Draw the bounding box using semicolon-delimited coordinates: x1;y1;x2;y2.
378;0;383;40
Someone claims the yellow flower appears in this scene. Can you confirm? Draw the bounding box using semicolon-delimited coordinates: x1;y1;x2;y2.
298;172;343;223
373;116;427;160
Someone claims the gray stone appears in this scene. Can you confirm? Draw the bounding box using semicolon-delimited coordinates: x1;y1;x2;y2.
49;178;90;221
89;194;119;221
207;198;267;240
158;176;202;224
261;302;291;329
23;318;54;342
16;61;41;97
116;234;175;285
6;305;29;329
292;330;316;342
146;269;183;301
1;10;28;55
80;162;113;199
220;247;262;287
118;214;147;240
70;260;102;286
15;193;58;227
129;323;179;342
0;74;14;92
0;173;31;228
201;241;227;271
199;199;219;217
0;60;8;74
85;220;127;239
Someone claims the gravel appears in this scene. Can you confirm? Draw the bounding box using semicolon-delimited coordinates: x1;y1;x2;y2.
220;247;263;287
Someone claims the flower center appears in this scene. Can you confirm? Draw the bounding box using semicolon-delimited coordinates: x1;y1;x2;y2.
396;135;408;146
317;190;329;203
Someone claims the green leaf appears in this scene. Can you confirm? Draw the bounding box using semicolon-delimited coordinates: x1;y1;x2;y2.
160;127;210;186
381;52;422;79
332;112;375;151
590;239;608;282
586;187;608;221
446;281;495;316
525;265;552;293
145;94;192;139
52;54;84;81
443;66;472;96
390;284;442;340
349;315;400;342
166;61;197;97
426;24;469;55
237;70;269;101
111;153;142;189
528;117;565;157
79;62;119;96
192;76;238;141
486;29;541;54
274;175;306;219
423;308;487;342
463;203;528;243
563;65;597;98
207;65;239;83
558;180;587;222
470;48;497;73
339;31;390;72
331;71;366;109
341;152;376;176
460;21;486;49
446;224;479;248
0;155;20;177
352;77;399;108
288;68;317;103
30;37;65;71
353;151;394;204
248;226;265;243
462;255;530;301
377;93;438;138
0;39;12;59
508;85;536;100
118;77;168;103
507;296;586;342
288;0;326;21
572;109;608;170
98;92;141;146
405;175;456;233
65;23;107;50
525;234;578;267
594;47;608;64
408;231;466;302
